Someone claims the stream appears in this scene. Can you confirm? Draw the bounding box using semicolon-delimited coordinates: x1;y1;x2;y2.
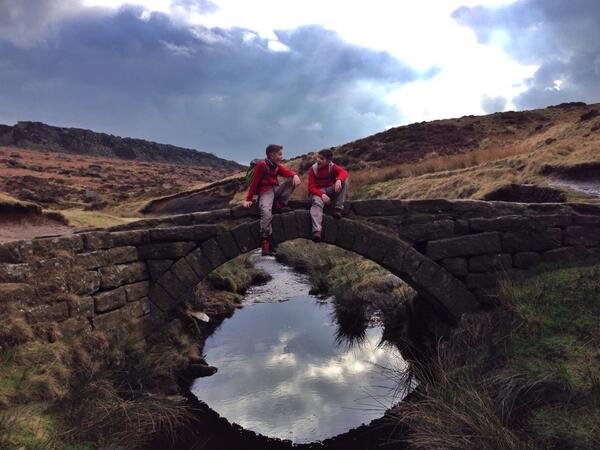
191;253;410;444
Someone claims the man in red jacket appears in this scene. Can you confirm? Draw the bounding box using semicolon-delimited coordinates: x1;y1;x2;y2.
243;144;301;255
308;149;349;242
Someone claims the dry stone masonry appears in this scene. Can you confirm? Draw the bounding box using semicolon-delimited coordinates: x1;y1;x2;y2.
2;199;599;343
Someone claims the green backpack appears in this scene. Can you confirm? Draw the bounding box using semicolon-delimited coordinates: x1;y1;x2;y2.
246;159;279;186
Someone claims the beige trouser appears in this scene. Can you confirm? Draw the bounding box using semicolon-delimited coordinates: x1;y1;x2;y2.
310;179;349;232
259;177;295;238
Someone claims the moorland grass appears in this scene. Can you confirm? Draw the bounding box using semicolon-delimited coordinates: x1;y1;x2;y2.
392;262;600;449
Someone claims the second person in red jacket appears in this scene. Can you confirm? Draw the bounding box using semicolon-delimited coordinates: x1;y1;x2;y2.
308;149;349;242
243;144;301;255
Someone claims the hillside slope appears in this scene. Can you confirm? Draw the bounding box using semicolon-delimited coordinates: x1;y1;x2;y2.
0;121;243;170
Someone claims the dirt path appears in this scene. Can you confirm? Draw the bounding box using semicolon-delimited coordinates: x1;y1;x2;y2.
548;177;600;199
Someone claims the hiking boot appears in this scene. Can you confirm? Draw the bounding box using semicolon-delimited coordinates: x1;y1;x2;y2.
333;209;343;220
312;231;322;243
261;239;273;256
273;202;292;214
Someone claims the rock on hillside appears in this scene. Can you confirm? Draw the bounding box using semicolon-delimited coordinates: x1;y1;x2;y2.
0;121;243;170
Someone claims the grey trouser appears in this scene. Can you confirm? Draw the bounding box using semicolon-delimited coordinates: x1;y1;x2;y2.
259;177;295;238
310;179;349;232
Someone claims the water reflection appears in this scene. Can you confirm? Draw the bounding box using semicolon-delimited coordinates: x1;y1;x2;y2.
192;255;411;444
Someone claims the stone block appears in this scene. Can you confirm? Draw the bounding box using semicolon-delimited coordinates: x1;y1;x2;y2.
0;283;37;308
281;212;299;241
541;246;587;264
573;215;600;225
26;301;69;323
110;230;148;246
231;223;258;254
67;295;95;318
501;228;562;252
397;220;454;241
294;210;312;239
0;263;31;283
126;298;152;318
170;258;201;289
564;226;600;246
94;287;127;313
185;250;212;278
124;281;150;302
351;199;406;216
231;204;259;219
148;283;174;312
157;269;188;300
68;268;101;295
0;240;34;263
427;232;501;260
469;216;528;232
149;225;219;242
366;232;400;265
108;246;138;264
216;231;241;259
137;241;196;260
351;225;373;255
513;252;541;269
454;219;469;234
75;250;110;270
321;215;338;244
200;239;226;269
466;272;502;289
468;253;512;273
335;219;358;251
428;269;480;317
271;214;286;244
441;257;468;276
58;318;92;338
82;232;114;250
33;235;84;257
92;307;128;332
100;262;148;289
147;259;173;280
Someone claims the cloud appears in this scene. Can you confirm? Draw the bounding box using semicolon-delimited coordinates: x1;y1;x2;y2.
0;0;81;46
453;0;600;109
481;94;507;113
0;4;420;162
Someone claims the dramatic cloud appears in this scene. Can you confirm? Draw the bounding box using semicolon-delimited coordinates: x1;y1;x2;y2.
453;0;600;109
0;4;420;162
481;94;507;113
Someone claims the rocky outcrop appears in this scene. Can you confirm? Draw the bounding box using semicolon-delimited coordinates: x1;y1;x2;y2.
0;121;244;170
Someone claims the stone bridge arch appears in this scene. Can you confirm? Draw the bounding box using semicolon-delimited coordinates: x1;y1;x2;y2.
149;211;478;322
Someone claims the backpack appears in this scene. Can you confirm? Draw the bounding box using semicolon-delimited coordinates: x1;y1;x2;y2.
312;161;334;180
246;158;279;186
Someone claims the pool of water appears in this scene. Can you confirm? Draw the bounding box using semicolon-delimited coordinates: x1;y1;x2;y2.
192;254;410;444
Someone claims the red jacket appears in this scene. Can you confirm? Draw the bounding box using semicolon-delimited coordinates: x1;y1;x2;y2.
308;162;348;197
246;160;297;201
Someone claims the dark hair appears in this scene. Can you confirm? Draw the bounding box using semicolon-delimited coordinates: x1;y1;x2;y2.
318;149;333;161
265;144;283;156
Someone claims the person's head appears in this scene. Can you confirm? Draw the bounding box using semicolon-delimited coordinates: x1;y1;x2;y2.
266;144;283;163
317;149;333;167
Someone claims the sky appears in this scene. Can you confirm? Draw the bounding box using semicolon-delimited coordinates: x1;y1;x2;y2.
1;0;599;163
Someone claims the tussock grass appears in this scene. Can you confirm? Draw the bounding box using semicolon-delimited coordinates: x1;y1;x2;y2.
390;262;600;449
60;208;137;228
208;253;271;294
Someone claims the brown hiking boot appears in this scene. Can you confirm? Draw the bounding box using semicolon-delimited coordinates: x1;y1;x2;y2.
312;231;321;243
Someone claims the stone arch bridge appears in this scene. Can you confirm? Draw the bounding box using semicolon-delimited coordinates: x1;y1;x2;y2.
2;199;600;341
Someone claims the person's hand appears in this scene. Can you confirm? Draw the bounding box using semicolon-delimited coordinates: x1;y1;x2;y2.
243;200;253;208
334;179;342;192
322;194;331;204
293;174;301;187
